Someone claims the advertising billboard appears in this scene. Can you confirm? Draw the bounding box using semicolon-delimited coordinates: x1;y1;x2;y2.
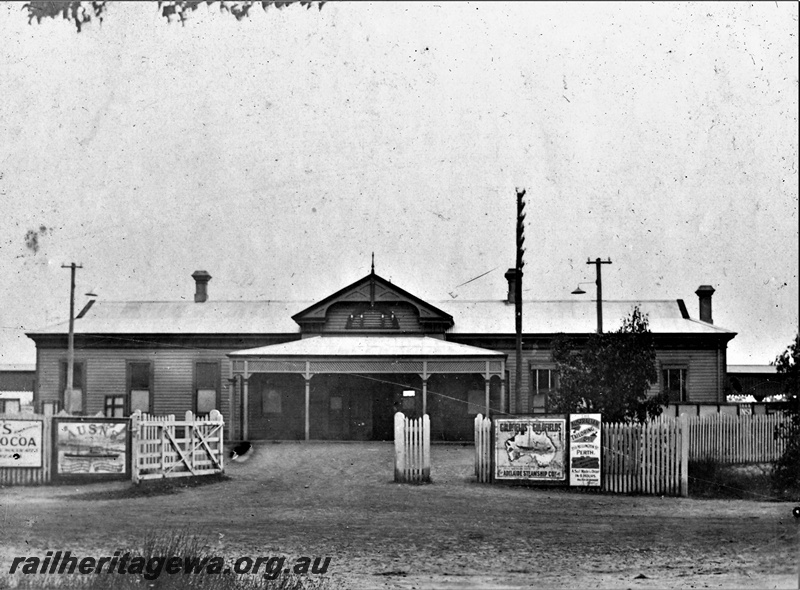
0;419;42;468
494;417;567;482
569;413;602;487
55;419;129;477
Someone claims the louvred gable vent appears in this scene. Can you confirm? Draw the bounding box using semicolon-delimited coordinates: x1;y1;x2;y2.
346;306;399;330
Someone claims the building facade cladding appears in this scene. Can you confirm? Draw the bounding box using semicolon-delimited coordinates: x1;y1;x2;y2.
34;346;235;419
448;339;729;414
26;270;735;441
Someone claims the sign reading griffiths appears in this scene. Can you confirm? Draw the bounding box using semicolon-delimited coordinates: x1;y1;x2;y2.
494;417;566;481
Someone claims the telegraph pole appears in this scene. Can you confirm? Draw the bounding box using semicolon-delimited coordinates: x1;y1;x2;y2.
515;188;526;413
586;258;612;333
62;262;82;413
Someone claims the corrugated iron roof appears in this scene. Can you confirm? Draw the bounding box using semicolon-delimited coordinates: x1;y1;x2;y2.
443;300;734;335
27;301;310;335
230;335;504;358
27;298;734;336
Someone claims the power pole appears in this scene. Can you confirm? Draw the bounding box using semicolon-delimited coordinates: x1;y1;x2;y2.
587;258;612;333
62;262;82;413
515;188;526;413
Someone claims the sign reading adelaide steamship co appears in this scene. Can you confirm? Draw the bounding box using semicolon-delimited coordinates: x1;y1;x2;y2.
569;413;602;487
494;417;567;482
0;419;42;468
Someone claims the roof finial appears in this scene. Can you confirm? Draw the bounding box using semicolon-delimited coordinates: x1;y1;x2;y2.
371;252;375;274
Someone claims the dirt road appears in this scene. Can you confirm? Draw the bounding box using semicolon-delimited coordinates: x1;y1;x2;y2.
1;443;797;588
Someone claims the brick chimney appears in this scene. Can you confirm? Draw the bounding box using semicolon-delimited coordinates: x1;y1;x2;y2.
192;271;212;303
504;268;518;304
695;285;715;324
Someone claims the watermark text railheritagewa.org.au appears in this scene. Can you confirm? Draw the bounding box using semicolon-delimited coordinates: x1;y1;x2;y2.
8;551;331;580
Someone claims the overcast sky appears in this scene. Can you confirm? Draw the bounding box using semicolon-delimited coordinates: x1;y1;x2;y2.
1;1;797;366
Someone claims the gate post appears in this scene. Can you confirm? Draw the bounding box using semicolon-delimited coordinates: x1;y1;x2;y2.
679;414;689;497
130;410;141;484
394;412;405;482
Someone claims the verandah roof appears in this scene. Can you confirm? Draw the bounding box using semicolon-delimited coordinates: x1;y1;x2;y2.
229;335;505;358
228;335;506;378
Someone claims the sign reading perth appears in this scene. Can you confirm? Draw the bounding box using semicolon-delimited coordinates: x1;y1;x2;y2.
494;417;567;481
569;413;602;487
0;420;43;468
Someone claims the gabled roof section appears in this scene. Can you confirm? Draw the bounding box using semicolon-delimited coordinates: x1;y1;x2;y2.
291;271;454;328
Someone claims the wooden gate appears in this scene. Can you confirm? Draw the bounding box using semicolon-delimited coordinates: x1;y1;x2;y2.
131;410;224;483
394;412;430;483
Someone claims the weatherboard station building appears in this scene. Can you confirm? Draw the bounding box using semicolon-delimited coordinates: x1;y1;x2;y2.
26;268;735;441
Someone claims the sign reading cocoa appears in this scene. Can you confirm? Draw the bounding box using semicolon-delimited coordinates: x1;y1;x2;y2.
0;420;43;468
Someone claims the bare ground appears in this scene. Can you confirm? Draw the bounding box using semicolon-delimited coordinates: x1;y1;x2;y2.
1;442;798;589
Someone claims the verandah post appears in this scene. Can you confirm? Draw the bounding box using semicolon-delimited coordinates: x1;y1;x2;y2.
304;377;311;442
423;414;430;482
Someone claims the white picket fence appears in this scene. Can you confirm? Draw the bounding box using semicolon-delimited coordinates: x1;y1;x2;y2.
602;419;688;496
474;415;690;496
394;412;430;483
682;413;788;463
474;414;491;483
474;412;791;496
130;410;224;483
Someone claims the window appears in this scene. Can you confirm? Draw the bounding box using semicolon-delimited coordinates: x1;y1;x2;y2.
42;401;60;415
129;362;151;414
104;395;125;418
59;361;85;414
531;368;558;413
663;368;688;402
0;399;21;414
196;362;219;416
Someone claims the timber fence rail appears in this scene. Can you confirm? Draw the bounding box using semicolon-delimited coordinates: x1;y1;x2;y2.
0;412;51;485
131;410;224;483
682;413;787;464
394;412;430;483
